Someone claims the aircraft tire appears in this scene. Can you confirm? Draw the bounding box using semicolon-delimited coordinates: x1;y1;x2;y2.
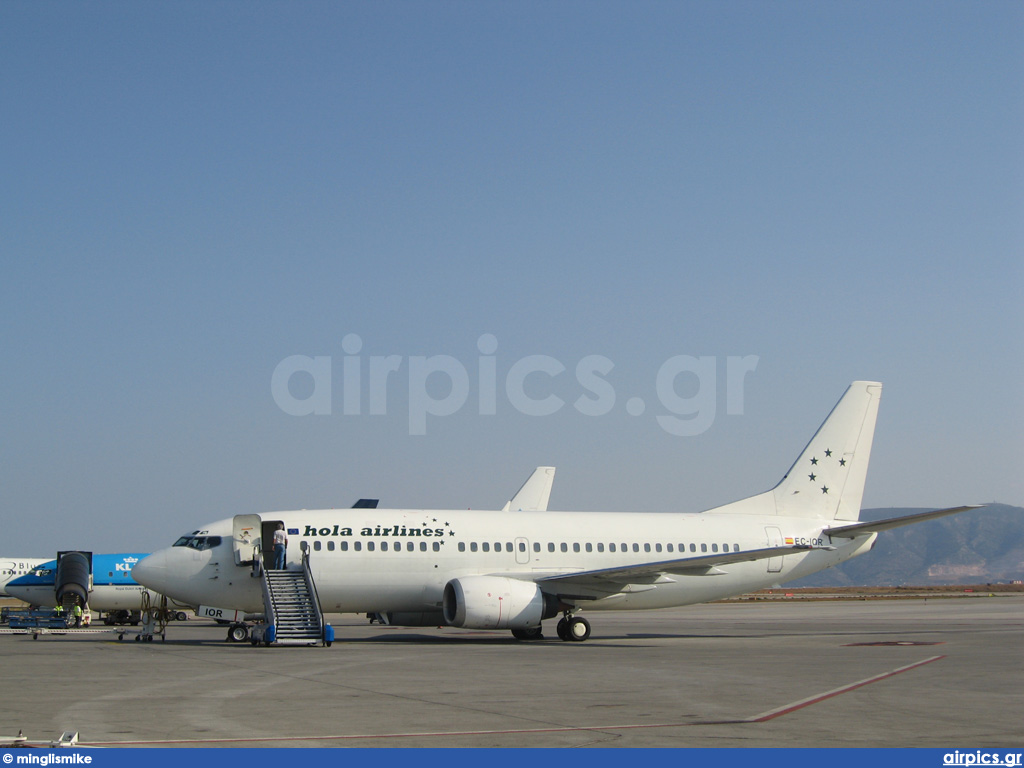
556;618;570;641
511;627;544;641
568;617;591;642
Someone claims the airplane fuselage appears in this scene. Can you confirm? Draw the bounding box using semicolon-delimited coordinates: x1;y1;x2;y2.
136;508;876;615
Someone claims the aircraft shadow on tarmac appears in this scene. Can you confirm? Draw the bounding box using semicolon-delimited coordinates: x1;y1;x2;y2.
148;624;955;648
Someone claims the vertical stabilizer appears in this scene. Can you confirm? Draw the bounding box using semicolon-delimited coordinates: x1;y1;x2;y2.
772;381;881;521
502;467;556;512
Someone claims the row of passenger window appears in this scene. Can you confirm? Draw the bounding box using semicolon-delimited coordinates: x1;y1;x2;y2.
460;541;741;555
311;540;443;552
308;539;741;555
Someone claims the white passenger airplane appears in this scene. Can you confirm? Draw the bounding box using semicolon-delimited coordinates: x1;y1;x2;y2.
133;382;982;642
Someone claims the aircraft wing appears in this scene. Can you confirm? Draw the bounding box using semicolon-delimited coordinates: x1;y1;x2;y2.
501;467;555;512
536;544;817;588
824;505;984;539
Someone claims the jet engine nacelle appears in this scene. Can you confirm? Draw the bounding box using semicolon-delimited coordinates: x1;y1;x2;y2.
442;575;559;630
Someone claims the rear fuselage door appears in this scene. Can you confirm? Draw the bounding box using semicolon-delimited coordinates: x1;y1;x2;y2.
765;526;783;573
233;514;262;566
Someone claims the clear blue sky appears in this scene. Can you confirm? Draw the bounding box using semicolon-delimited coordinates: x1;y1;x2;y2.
2;2;1022;554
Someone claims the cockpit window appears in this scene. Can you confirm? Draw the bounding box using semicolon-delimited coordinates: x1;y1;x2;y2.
172;535;222;551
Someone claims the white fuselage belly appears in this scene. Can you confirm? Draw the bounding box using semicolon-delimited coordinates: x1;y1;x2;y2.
153;508;875;614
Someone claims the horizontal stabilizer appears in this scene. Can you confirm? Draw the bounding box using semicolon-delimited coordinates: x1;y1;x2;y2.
825;505;984;538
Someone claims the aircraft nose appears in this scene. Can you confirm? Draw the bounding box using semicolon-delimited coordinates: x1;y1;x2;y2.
5;579;32;602
132;550;171;593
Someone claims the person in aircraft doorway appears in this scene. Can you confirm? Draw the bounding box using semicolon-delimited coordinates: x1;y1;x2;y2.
273;523;288;570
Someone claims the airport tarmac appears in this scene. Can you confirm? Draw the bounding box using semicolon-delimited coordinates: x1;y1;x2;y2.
1;596;1021;748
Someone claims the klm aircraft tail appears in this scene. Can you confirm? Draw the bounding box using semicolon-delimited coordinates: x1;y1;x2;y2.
770;381;882;522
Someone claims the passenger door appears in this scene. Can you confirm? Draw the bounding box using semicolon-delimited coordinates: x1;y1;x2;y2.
232;514;262;566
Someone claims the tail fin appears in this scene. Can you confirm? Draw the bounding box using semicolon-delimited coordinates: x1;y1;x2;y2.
772;381;882;521
502;467;556;512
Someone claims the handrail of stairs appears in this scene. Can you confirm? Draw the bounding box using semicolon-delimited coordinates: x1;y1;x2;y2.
251;544;263;577
300;542;324;637
257;544;276;633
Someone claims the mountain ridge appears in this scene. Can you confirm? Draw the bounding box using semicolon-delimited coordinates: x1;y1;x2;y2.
790;503;1024;586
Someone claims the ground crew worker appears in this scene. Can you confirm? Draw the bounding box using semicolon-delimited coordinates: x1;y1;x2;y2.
73;603;83;627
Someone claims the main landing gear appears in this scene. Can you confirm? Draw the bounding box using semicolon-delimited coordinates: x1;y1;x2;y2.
555;613;591;642
509;612;591;642
511;626;544;641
